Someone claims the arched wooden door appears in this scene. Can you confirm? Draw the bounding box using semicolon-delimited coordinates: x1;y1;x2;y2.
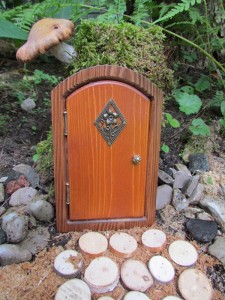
52;65;163;232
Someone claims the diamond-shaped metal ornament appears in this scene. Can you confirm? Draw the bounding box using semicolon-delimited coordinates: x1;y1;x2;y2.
94;98;127;146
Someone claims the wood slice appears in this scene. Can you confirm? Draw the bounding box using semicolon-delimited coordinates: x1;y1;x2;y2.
178;269;213;300
162;297;182;300
168;240;198;266
84;256;119;293
109;232;138;258
55;278;91;300
79;232;108;257
121;259;153;292
54;249;83;278
141;229;167;252
148;255;175;283
97;297;115;300
123;291;151;299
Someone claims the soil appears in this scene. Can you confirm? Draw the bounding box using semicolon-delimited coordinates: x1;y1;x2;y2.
0;56;225;300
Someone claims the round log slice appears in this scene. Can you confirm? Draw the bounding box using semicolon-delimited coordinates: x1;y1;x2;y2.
78;231;108;257
123;291;151;299
168;240;198;266
148;255;175;283
109;232;137;258
141;229;167;252
55;278;91;300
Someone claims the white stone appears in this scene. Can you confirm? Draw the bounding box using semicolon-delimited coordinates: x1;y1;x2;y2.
20;97;36;112
9;187;37;206
0;183;4;203
0;244;32;266
156;184;173;210
28;198;54;222
208;236;225;264
188;183;205;204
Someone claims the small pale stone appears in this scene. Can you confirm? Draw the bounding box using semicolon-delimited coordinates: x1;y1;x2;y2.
0;183;4;203
189;183;205;204
0;177;8;183
0;244;32;266
28;197;54;222
197;212;214;221
175;164;192;176
200;195;225;231
13;164;39;188
9;187;37;206
184;207;203;219
20;97;36;112
172;189;189;212
208;237;225;264
0;207;6;217
158;170;174;186
183;175;199;197
156;184;173;210
173;171;192;189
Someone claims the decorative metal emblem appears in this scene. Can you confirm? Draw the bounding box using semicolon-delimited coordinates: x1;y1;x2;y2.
94;98;126;146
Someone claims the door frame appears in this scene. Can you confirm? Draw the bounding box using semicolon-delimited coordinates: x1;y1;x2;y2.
51;65;163;232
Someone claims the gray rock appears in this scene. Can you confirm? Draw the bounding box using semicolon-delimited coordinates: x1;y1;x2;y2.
184;207;203;219
20;97;36;112
172;188;189;212
0;229;7;245
156;184;173;210
13;164;39;188
208;237;225;264
175;164;192;176
197;211;214;221
9;187;37;206
186;218;218;243
200;195;225;231
188;153;209;173
183;175;199;197
158;170;174;186
1;212;29;243
28;197;54;222
0;207;6;217
0;183;4;203
19;226;50;254
0;244;32;266
188;183;205;204
173;171;192;189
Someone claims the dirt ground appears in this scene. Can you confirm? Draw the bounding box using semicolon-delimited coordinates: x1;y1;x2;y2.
0;57;225;299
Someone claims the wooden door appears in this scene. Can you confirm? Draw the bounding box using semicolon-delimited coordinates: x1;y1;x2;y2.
66;80;150;220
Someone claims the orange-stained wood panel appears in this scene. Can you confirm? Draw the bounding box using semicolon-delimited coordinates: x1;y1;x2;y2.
66;80;150;220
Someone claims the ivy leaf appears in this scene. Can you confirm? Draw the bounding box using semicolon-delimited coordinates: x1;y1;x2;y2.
161;144;170;153
176;93;202;115
189;118;211;136
165;113;180;128
221;101;225;118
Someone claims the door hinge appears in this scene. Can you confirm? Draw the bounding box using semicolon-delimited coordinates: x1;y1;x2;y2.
63;111;68;136
66;182;70;205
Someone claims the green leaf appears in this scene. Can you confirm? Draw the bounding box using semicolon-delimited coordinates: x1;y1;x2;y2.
194;75;211;92
176;93;202;115
165;113;180;128
221;101;225;118
0;18;28;40
189;118;211;136
219;119;225;128
32;154;39;162
161;144;170;153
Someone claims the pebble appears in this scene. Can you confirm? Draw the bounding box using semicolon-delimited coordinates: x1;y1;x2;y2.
0;229;7;245
208;236;225;264
184;207;203;219
20;97;36;112
0;183;4;203
188;183;204;204
182;175;199;197
186;219;218;243
0;244;32;266
200;195;225;232
173;171;192;189
9;187;37;206
0;207;6;217
172;189;189;212
175;164;192;175
158;170;174;186
6;175;30;194
188;153;209;173
13;164;40;188
27;197;54;222
156;184;173;210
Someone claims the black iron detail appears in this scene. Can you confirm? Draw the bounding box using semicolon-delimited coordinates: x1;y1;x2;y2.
94;99;126;146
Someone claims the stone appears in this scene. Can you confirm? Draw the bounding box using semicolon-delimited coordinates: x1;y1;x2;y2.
156;184;173;210
197;212;214;221
6;175;30;194
19;226;50;254
186;219;218;243
188;153;209;173
1;212;29;243
200;195;225;231
9;187;37;206
175;164;192;176
158;170;174;186
172;189;189;212
0;244;32;266
27;197;54;222
0;177;8;183
20;97;36;112
188;183;205;204
183;175;199;197
0;207;6;217
208;237;225;264
0;183;4;203
173;171;192;189
184;207;203;219
0;229;7;245
13;164;40;188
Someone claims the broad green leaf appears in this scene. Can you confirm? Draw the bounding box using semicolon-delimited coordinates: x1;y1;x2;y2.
32;154;39;162
172;86;194;101
0;18;28;40
177;93;202;115
165;113;180;128
221;101;225;118
189;118;211;136
161;144;170;153
194;75;211;92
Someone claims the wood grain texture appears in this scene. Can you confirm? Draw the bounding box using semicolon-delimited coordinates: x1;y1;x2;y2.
51;65;163;232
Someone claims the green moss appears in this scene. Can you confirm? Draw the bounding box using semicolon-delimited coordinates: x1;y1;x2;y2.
72;21;173;91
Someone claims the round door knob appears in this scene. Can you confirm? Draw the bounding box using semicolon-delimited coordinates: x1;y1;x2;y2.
132;154;142;165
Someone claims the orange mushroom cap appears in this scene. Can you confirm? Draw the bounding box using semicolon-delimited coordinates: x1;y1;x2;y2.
16;18;75;62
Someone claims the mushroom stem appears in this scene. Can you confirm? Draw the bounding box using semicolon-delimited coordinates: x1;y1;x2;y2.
49;42;77;63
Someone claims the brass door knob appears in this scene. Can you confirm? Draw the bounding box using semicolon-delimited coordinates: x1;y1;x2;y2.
132;154;142;165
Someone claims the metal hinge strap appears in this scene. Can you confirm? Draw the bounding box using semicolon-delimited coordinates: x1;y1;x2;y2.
66;182;70;205
63;111;68;136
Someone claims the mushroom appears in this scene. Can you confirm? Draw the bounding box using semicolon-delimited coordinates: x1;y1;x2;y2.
16;18;77;63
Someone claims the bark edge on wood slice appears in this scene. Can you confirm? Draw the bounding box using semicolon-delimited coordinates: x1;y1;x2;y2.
168;240;198;266
148;255;175;283
78;231;108;257
141;229;167;252
54;249;83;278
178;269;213;300
55;278;91;300
162;297;182;300
97;297;115;300
121;259;153;292
123;291;151;299
84;256;119;293
109;232;138;258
